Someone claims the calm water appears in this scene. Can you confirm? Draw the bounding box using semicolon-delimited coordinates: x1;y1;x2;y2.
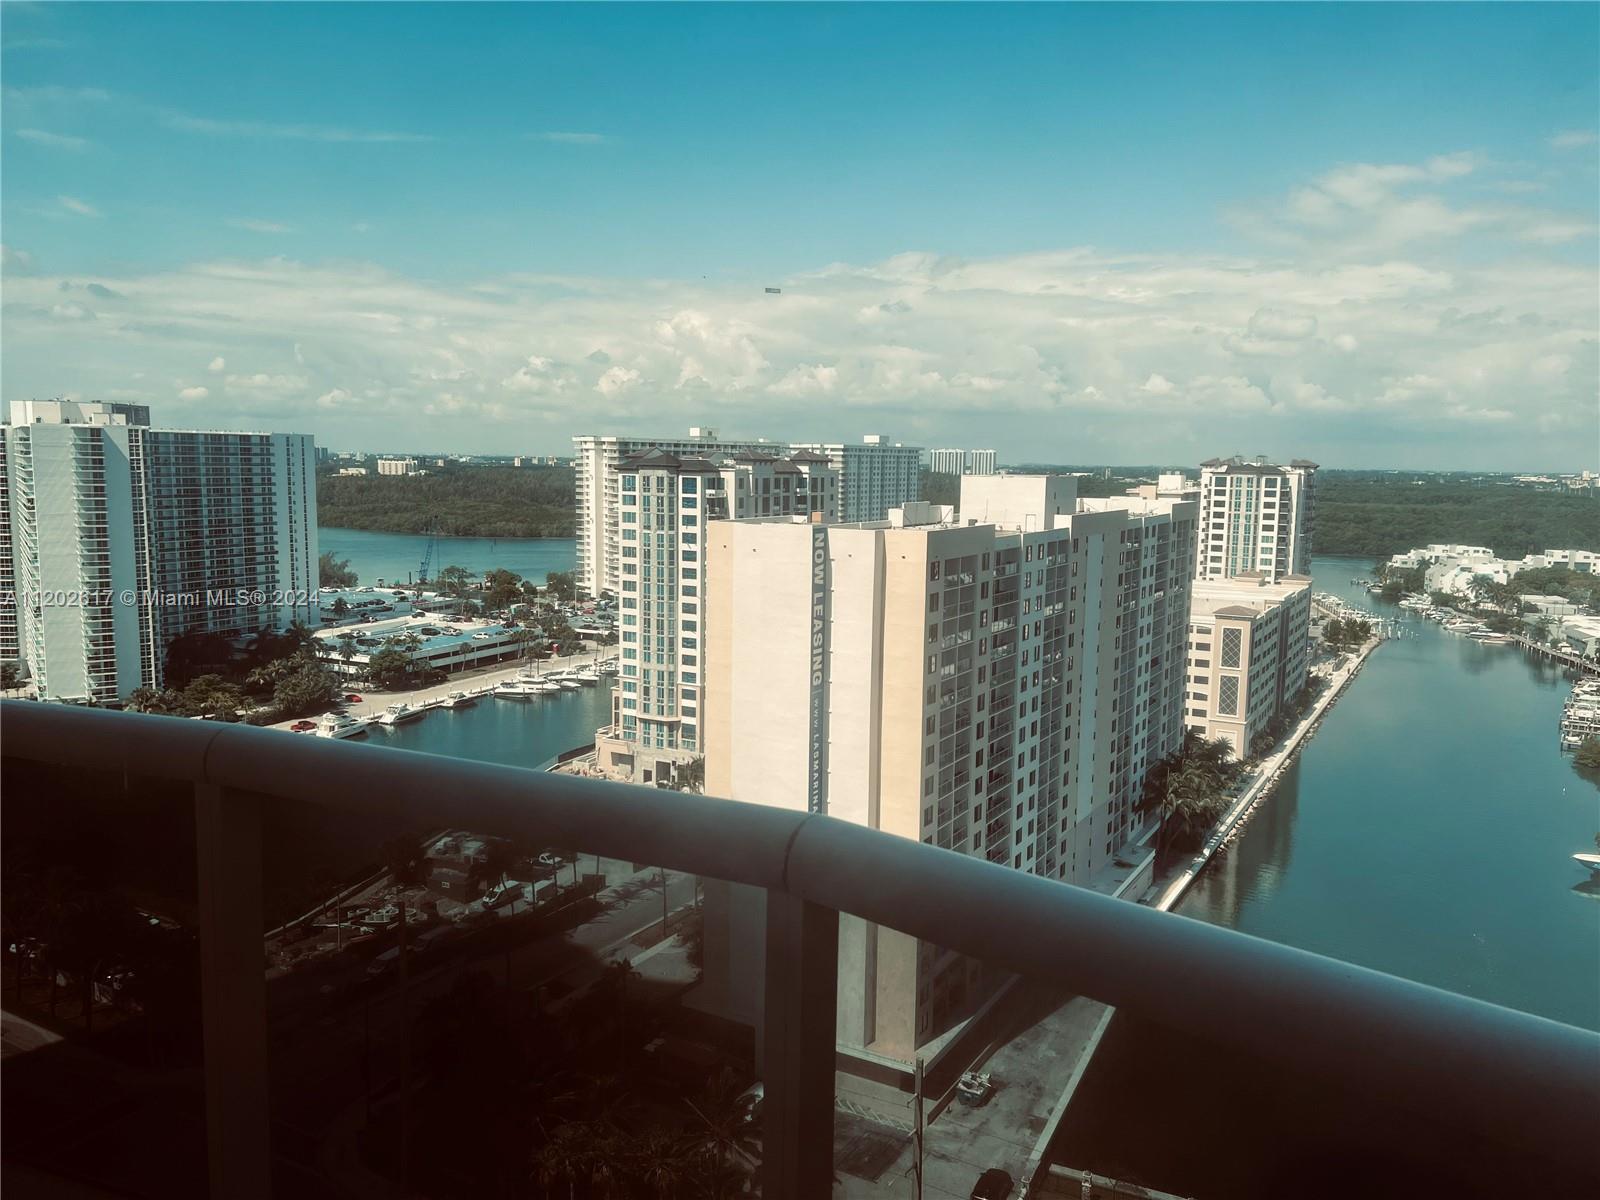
319;527;576;589
373;680;613;770
1180;555;1599;1028
1054;555;1600;1193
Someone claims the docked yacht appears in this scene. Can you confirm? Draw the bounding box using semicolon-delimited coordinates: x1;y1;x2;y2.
377;702;422;726
316;712;372;739
444;690;475;709
1573;853;1600;878
496;679;547;699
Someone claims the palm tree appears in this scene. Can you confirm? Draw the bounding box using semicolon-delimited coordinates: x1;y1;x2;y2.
686;1067;761;1199
632;1130;693;1199
533;1123;592;1200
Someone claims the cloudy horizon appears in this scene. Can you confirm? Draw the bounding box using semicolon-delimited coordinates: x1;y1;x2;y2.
3;4;1596;470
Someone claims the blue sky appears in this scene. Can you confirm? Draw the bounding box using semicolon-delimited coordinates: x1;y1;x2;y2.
3;3;1597;469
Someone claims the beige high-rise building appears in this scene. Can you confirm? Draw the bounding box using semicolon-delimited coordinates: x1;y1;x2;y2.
1197;456;1316;582
593;447;837;785
1185;575;1312;759
701;475;1196;1059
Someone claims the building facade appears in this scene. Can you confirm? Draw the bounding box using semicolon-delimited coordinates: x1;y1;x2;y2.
377;456;419;476
928;448;999;476
1185;576;1312;759
594;447;837;784
1;402;318;702
700;475;1196;1059
574;429;920;597
1197;457;1317;582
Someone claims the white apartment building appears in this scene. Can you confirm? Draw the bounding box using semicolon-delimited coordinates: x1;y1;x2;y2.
700;475;1196;1059
1127;473;1200;502
574;429;921;597
1;401;317;702
791;434;921;523
0;431;16;665
1197;457;1317;582
1386;545;1599;596
142;429;320;640
377;456;419;476
1185;575;1312;759
928;448;999;476
595;447;837;784
5;403;159;702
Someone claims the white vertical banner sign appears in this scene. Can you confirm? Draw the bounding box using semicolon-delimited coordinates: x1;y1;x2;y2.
807;524;829;815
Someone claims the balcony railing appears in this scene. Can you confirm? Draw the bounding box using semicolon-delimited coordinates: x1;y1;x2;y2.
2;700;1597;1199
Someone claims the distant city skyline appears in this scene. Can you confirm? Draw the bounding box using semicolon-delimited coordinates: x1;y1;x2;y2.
2;3;1596;470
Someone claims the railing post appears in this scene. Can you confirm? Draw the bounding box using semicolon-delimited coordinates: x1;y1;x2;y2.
762;890;838;1199
194;783;270;1200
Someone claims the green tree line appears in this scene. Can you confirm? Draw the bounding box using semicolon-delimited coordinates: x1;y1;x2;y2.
318;464;576;538
1315;478;1599;559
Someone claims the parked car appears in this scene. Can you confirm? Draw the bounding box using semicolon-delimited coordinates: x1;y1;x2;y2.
290;720;317;732
481;880;523;910
956;1070;994;1106
734;1082;764;1129
345;694;362;702
537;852;562;868
970;1168;1014;1200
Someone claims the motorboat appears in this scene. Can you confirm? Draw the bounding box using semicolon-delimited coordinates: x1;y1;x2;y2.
496;679;545;699
377;702;422;726
444;690;475;709
1573;853;1600;877
316;712;372;739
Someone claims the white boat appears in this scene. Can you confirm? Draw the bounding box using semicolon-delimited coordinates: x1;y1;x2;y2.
1573;853;1600;877
377;702;422;726
1467;630;1510;643
496;679;545;699
316;712;372;739
445;690;475;709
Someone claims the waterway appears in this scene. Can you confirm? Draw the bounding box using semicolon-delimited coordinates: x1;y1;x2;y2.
371;680;613;771
319;527;576;589
1052;554;1600;1194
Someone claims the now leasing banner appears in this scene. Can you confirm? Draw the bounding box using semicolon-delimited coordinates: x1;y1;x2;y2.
807;524;829;815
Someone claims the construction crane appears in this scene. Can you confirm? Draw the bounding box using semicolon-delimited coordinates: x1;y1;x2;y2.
417;521;438;584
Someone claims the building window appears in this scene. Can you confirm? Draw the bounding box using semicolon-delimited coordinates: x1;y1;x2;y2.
1217;676;1240;716
1221;627;1243;668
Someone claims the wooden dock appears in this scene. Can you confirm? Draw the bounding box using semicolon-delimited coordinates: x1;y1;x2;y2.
1513;635;1600;676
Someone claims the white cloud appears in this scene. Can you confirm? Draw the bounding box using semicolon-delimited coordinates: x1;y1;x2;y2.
768;363;839;396
178;385;209;400
4;86;110;103
1;244;35;272
226;218;293;234
163;109;432;143
595;366;642;396
56;195;101;218
1231;150;1596;257
16;128;89;150
1;152;1592;469
525;131;610;145
1548;130;1598;150
1247;308;1318;340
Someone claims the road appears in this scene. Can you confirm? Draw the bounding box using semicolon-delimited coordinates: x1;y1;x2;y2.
268;863;698;1126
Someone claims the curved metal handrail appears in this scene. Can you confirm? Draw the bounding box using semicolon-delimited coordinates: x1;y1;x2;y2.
3;700;1598;1175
